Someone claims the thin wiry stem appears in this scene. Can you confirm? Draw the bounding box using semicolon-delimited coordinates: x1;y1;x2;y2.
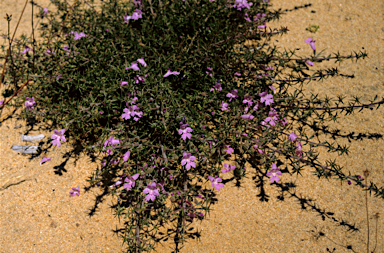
366;187;370;253
0;0;29;89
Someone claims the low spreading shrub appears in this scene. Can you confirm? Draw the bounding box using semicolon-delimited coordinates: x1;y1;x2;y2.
0;0;383;251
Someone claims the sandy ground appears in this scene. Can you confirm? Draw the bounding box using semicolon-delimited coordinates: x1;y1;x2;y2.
1;0;384;252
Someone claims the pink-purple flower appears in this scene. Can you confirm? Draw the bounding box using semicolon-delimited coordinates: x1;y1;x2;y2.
43;7;48;16
295;141;303;157
120;81;128;86
126;62;140;71
233;0;253;10
223;145;234;155
266;163;282;183
137;58;147;67
122;104;143;121
70;186;80;197
181;152;197;170
254;13;266;21
208;176;224;191
24;97;36;110
226;89;238;102
134;74;147;84
143;182;160;201
243;96;253;107
40;156;51;165
163;68;180;77
222;163;236;173
103;136;120;149
306;60;314;66
51;129;66;147
123;173;140;191
259;91;274;106
21;46;33;54
178;122;193;141
123;9;142;23
210;82;222;92
305;37;316;51
221;101;230;112
122;151;131;161
289;132;297;142
241;114;254;120
131;9;143;20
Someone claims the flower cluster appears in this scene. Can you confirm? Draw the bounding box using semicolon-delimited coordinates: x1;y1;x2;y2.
123;9;143;23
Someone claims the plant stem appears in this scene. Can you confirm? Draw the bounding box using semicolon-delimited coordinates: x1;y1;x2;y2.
366;186;370;253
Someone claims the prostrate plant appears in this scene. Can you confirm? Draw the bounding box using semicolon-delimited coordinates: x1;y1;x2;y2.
1;0;383;251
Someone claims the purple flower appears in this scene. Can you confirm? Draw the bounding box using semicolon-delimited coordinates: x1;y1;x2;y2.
243;96;253;107
62;45;71;55
51;129;66;147
120;81;128;86
306;60;314;66
123;13;131;23
241;114;254;120
122;104;143;121
109;174;124;188
226;89;238;102
259;91;274;106
224;145;234;155
296;141;302;150
233;0;253;10
289;132;297;142
263;110;279;126
221;101;230;112
40;156;51;165
143;182;160;201
24;97;36;111
131;9;142;20
254;13;266;21
266;163;282;183
134;74;147;84
181;152;197;170
0;100;3;106
305;37;316;51
269;85;276;94
126;62;140;71
43;7;48;15
64;31;74;37
45;49;56;55
123;173;140;191
70;186;80;197
257;23;267;29
210;82;222;92
244;13;251;22
21;46;33;54
122;151;131;161
103;136;120;149
208;176;224;191
102;136;120;156
73;31;87;40
207;67;213;71
222;163;236;173
253;143;264;154
137;58;147;67
163;68;180;77
178;122;193;141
